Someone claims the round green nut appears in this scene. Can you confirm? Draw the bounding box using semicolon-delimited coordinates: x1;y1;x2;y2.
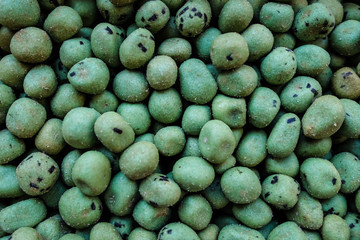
265;152;299;177
198;224;219;240
89;222;122;240
273;32;296;49
268;221;307;240
236;129;267;167
0;54;31;90
195;27;221;62
218;224;265;240
294;44;330;76
0;129;25;165
135;0;170;34
331;67;360;100
260;2;294;33
157;222;200;240
35;118;66;156
0;165;24;198
321;214;350;240
181;105;211;136
322;193;348;217
330;20;360;56
211;94;246;128
146;55;177;90
154;126;186;157
337;99;360;138
218;0;254;33
116;103;151;135
60;38;93;69
23;65;58;99
35;214;70;240
133;200;171;231
157;37;192;64
90;90;119;114
11;227;43;240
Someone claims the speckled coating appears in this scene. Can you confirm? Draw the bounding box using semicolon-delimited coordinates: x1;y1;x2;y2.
146;55;177;90
198;224;219;240
117;102;151;135
89;222;122;240
195;27;221;62
236;129;267;167
331;67;360;100
11;227;43;240
35;118;66;155
23;65;58;99
321;214;350;240
181;105;211;136
321;193;348;217
294;44;330;76
135;0;170;34
265;152;299;177
345;212;360;240
337;99;360;138
0;54;31;90
157;38;192;64
35;214;70;240
60;38;93;69
273;33;296;49
90;90;119;114
212;94;246;128
268;222;307;240
0;129;25;165
0;26;14;53
218;224;265;240
96;0;134;26
133;200;171;231
218;0;253;33
154;126;186;156
260;2;294;33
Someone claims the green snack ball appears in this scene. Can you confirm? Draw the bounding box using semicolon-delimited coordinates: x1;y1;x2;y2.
60;234;85;240
0;129;26;165
0;0;40;30
96;0;134;26
11;227;43;240
104;172;139;216
119;28;155;69
345;212;360;240
116;102;151;135
133;200;171;231
218;0;253;33
146;55;177;90
181;137;201;157
329;52;346;70
179;58;217;104
213;155;236;175
175;0;211;37
23;65;57;99
0;198;47;233
62;107;100;149
59;187;102;229
139;173;181;207
273;33;296;49
211;94;246;128
294;44;330;76
36;214;70;240
330;20;360;57
0;26;14;53
310;0;343;25
195;27;221;62
260;47;297;85
51;83;86;118
0;54;31;90
268;221;307;240
300;158;341;199
128;228;156;240
68;57;110;95
221;166;261;204
89;90;119;114
322;193;348;217
202;177;229;210
157;222;200;240
148;88;182;124
343;3;360;21
260;2;294;33
267;113;301;158
265;152;300;177
154;126;186;156
248;87;281;128
261;174;300;210
6;98;47;139
337;99;360;138
285;191;323;230
331;67;360;100
157;37;192;64
302;95;345;139
10;27;52;64
236;129;267;167
94;111;135;153
232;198;273;229
35;118;66;155
119;141;159;180
321;214;350;240
181;105;211;136
210;32;249;70
295;133;332;159
89;222;122;240
113;69;150;103
0;165;24;198
67;0;97;27
109;216;133;239
60;38;93;69
292;3;335;42
173;156;215;192
135;0;170;33
199;119;236;164
198;224;219;240
178;194;212;231
91;23;124;68
40;179;68;209
44;6;83;43
218;224;265;240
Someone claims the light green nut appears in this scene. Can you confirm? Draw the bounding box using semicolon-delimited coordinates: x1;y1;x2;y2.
89;222;122;240
268;222;307;240
202;177;229;210
198;224;219;240
0;54;31;90
182;105;211;136
0;198;47;233
154;126;186;157
267;113;301;158
331;67;360;100
36;214;70;240
302;95;345;139
0;129;25;165
218;224;265;240
181;137;201;157
322;193;348;217
310;0;343;25
119;28;155;69
294;44;330;76
195;27;221;62
343;3;360;21
157;222;200;240
273;33;296;49
11;227;43;240
116;102;151;135
60;38;93;69
157;38;192;64
211;94;246;128
236;129;267;167
300;158;341;199
336;99;360;138
97;0;135;25
218;0;253;33
345;212;360;240
260;47;297;85
260;2;294;33
135;0;170;33
35;118;66;156
23;65;57;99
265;152;299;177
295;133;332;159
331;20;360;57
128;228;156;240
146;55;177;91
133;200;171;231
321;214;350;240
0;165;24;198
90;90;119;114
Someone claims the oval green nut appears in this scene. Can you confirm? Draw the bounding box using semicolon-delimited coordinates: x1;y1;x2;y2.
36;214;70;240
260;2;294;33
331;67;360;100
146;55;177;90
0;129;25;165
133;200;171;231
218;224;265;240
90;90;120;114
330;20;360;56
60;38;93;69
268;221;307;240
11;227;43;240
198;224;219;240
158;222;200;240
265;152;299;177
321;214;350;240
135;0;170;34
35;118;66;156
157;37;192;64
89;222;122;240
236;129;267;167
0;54;31;90
218;0;254;33
154;126;186;157
195;27;221;62
0;165;24;198
116;102;151;135
322;193;348;217
202;177;229;210
128;228;156;240
294;44;330;76
181;105;211;136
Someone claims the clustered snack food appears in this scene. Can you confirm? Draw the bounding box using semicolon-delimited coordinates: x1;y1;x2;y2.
0;0;360;240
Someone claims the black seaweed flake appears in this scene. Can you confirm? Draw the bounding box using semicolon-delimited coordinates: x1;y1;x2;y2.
179;6;189;16
137;43;147;52
273;100;277;108
91;202;96;210
113;128;123;134
311;88;318;96
70;72;76;77
105;26;113;34
287;118;296;124
30;182;39;189
293;94;298;98
195;12;203;18
226;55;233;61
148;14;158;22
332;178;337;185
271;176;278;184
48;165;56;174
264;192;270;198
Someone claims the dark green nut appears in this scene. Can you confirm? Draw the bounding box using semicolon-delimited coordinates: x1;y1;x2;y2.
331;67;360;100
344;212;360;240
0;26;14;53
135;0;170;34
260;2;294;33
330;20;360;56
273;32;296;49
343;3;360;21
294;44;330;76
60;38;93;69
202;177;229;210
295;133;332;159
195;27;221;62
90;90;119;114
61;150;81;187
336;99;360;138
218;0;254;33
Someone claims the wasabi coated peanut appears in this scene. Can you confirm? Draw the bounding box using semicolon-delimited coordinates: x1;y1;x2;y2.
62;107;100;149
213;156;236;175
261;174;300;210
119;141;159;180
139;173;181;207
331;67;360;100
292;3;335;42
198;224;219;240
11;227;43;240
113;70;150;103
273;32;296;49
154;126;186;156
210;33;249;70
0;26;14;53
285;191;323;230
345;213;360;240
89;222;122;240
0;165;24;198
119;28;155;69
61;150;81;187
172;156;215;192
311;0;343;25
0;83;16;122
0;130;25;165
181;105;211;136
232;198;273;229
35;119;65;155
23;65;58;99
260;2;294;33
67;0;97;27
157;222;200;240
90;23;124;68
90;90;119;114
44;6;83;43
294;44;330;76
321;214;350;240
198;120;236;164
265;152;300;177
59;187;102;229
157;38;192;64
260;47;297;85
336;99;360;138
218;224;265;240
300;158;341;199
195;27;221;62
322;193;348;217
135;0;170;33
133;200;171;231
6;98;47;139
60;38;93;69
179;58;217;104
330;20;360;57
110;216;133;239
148;88;182;124
36;214;70;240
302;95;345;139
344;3;360;21
221;166;261;204
0;198;47;233
116;103;151;135
295;133;332;159
146;55;177;90
211;94;246;128
94;111;135;153
68;57;110;95
96;0;134;26
104;172;139;216
236;129;267;167
181;137;202;157
267;221;307;240
202;177;230;210
248;87;280;128
60;234;86;240
0;54;31;90
267;113;301;158
218;0;253;33
128;228;156;240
